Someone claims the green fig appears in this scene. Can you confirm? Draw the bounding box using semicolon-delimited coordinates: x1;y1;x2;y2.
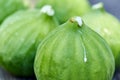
82;3;120;69
34;17;115;80
0;5;58;77
0;0;30;24
35;0;91;24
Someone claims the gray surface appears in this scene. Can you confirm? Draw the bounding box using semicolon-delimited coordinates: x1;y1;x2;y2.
0;67;35;80
89;0;120;20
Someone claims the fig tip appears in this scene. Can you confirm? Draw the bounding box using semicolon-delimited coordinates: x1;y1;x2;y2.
70;16;83;27
40;5;55;16
92;2;104;10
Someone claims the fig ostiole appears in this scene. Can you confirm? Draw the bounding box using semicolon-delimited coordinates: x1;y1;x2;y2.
34;16;115;80
82;2;120;69
0;5;58;77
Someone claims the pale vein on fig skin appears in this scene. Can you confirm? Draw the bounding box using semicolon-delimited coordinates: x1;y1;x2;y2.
71;16;87;63
40;5;55;16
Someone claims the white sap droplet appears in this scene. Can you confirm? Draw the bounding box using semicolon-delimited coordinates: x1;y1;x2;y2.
84;56;87;63
83;47;87;63
74;17;83;26
40;5;55;16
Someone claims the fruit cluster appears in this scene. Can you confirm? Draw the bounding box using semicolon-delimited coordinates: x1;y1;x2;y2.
0;0;119;80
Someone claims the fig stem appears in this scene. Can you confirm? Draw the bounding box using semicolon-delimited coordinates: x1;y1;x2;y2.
70;16;83;27
92;2;105;12
40;5;55;16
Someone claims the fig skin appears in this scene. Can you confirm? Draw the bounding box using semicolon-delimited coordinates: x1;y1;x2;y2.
34;17;115;80
82;3;120;69
0;0;29;24
0;7;58;77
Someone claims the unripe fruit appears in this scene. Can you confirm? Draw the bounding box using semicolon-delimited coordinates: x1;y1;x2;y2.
82;3;120;69
0;0;30;24
34;16;115;80
0;5;58;77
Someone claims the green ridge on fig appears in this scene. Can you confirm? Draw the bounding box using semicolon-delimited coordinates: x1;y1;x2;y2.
34;16;115;80
35;0;91;24
82;2;120;69
0;5;58;77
